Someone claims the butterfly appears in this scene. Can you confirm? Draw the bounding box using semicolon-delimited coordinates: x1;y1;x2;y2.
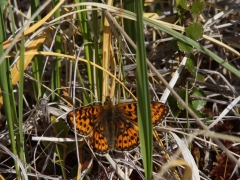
67;96;169;155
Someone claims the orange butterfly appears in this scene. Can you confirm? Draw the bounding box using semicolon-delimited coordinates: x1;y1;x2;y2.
67;97;169;155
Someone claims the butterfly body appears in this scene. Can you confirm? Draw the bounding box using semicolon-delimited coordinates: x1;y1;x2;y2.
101;102;115;151
67;97;169;155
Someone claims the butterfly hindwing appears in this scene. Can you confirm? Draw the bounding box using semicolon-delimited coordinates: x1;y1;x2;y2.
114;117;140;152
90;123;109;154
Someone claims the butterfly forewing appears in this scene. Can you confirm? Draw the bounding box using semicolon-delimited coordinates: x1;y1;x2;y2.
114;102;138;122
151;102;169;126
67;105;104;136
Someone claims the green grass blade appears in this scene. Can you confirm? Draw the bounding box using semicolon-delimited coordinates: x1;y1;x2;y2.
51;0;62;101
92;0;103;100
0;2;20;178
123;0;136;53
31;0;44;100
134;1;153;179
75;0;94;102
19;34;28;179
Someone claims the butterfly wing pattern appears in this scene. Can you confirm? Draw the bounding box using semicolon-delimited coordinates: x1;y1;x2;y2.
89;123;109;154
113;101;169;152
150;102;169;126
67;105;104;136
113;102;139;152
67;98;169;155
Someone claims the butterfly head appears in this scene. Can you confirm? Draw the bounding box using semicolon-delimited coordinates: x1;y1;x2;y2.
104;96;113;106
